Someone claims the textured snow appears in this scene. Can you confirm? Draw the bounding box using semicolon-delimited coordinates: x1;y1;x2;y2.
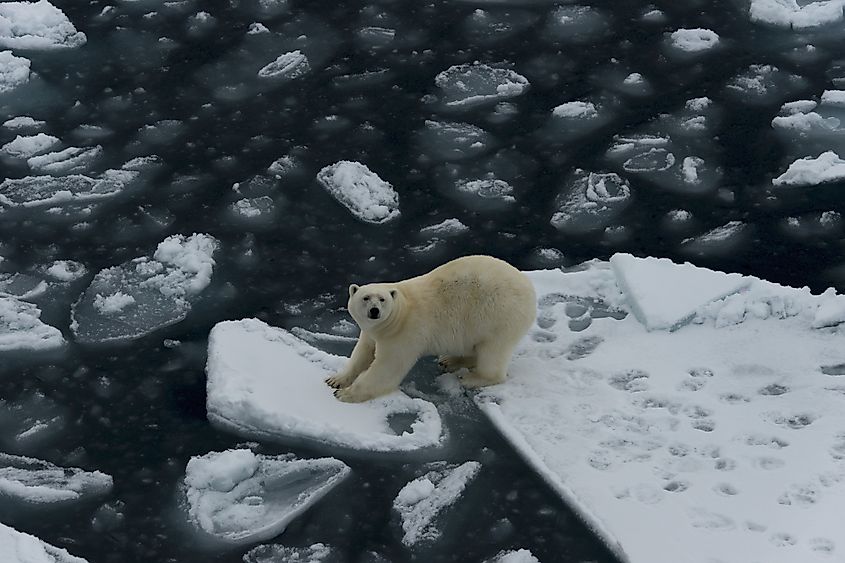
0;296;64;352
0;453;112;505
773;151;845;186
552;101;598;119
486;549;541;563
71;234;219;343
749;0;845;29
0;1;87;50
476;255;845;563
182;449;349;546
1;134;59;159
668;28;720;52
28;146;103;175
316;161;399;224
0;522;88;563
244;543;335;563
206;319;443;452
393;461;481;546
0;50;30;93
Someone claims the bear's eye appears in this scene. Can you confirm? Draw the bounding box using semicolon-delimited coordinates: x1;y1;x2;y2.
362;296;370;301
379;297;385;302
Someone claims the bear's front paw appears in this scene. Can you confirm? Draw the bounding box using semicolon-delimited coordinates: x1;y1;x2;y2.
333;387;368;403
325;373;353;389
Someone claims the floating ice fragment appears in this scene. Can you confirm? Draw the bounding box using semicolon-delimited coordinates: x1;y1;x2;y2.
393;461;481;546
682;221;749;257
0;391;66;453
0;1;87;49
0;453;112;506
182;449;349;546
725;64;805;105
206;319;443;452
552;101;597;119
434;63;529;109
316;161;399;224
3;116;45;130
667;28;720;53
257;50;310;80
0;296;63;352
419;218;469;237
43;260;86;282
247;23;270;35
0;522;88;563
773;151;845;186
0;51;30;93
551;170;631;234
417;120;493;162
456;177;514;203
610;253;750;330
1;134;59;158
485;549;540;563
749;0;845;29
28;146;103;175
0;172;132;209
71;234;219;344
244;543;336;563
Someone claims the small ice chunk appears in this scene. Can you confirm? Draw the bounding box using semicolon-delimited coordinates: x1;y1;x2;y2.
417;120;492;162
681;156;705;184
3;116;45;130
244;543;335;563
257;50;310;80
316;161;399;224
668;28;720;52
71;234;219;343
0;453;112;505
0;522;88;563
725;64;804;105
821;89;845;106
1;134;59;158
182;449;349;545
206;319;443;452
552;101;598;119
773;151;845;186
27;146;103;175
771;111;840;132
0;50;30;93
231;196;275;220
419;218;469;237
393;461;481;546
434;63;529;108
456;176;514;203
749;0;845;29
486;549;541;563
551;169;631;234
43;260;86;282
812;288;845;327
0;296;64;352
610;253;750;330
0;1;87;49
0;172;133;209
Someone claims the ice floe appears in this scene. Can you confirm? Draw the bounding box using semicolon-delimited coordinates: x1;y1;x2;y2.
71;233;219;344
393;461;481;546
486;549;540;563
417;120;494;162
749;0;845;29
666;28;720;54
434;63;529;109
0;50;30;93
1;133;59;158
475;254;845;563
206;319;443;452
773;151;845;186
244;543;336;563
0;1;86;50
0;522;88;563
0;296;64;352
550;170;632;234
181;449;349;546
316;161;399;224
0;452;112;506
257;50;311;80
0;167;141;210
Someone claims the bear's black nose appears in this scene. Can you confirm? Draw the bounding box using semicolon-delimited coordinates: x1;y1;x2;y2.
368;307;380;319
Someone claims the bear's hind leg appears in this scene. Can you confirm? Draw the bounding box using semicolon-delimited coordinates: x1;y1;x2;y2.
458;341;514;389
437;355;476;373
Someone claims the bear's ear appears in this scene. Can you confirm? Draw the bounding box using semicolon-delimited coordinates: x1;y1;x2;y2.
389;289;397;299
349;284;360;297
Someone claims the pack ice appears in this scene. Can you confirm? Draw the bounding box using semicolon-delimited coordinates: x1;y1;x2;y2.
475;254;845;563
0;296;63;352
71;233;219;344
0;1;87;50
0;521;88;563
181;449;349;546
206;319;443;452
0;453;112;507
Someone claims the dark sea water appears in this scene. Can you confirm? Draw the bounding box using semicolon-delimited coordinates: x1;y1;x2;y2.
1;0;844;561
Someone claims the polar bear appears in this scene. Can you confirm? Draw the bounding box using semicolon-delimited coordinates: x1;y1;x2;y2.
326;255;536;403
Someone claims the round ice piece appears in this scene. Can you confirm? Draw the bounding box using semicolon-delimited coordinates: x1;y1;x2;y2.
434;63;529;109
551;170;632;234
668;28;720;53
257;50;310;80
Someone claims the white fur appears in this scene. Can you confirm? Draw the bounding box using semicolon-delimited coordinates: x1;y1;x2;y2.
326;255;536;402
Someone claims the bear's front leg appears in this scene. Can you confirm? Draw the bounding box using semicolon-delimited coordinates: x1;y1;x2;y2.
325;333;375;389
333;347;418;403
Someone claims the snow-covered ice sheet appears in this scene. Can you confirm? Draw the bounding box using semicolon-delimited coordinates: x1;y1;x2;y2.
749;0;845;29
486;549;540;563
0;453;112;505
0;1;86;50
773;151;845;186
206;319;443;452
475;254;845;563
316;161;399;224
0;522;87;563
393;461;481;546
71;234;218;344
182;449;349;546
0;295;64;352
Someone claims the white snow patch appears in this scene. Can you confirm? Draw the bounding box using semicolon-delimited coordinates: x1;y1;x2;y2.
0;1;87;49
773;151;845;186
552;101;598;119
0;453;112;504
93;291;135;314
0;522;88;563
0;50;30;93
668;28;720;52
0;295;63;352
316;161;399;224
1;134;59;159
749;0;845;29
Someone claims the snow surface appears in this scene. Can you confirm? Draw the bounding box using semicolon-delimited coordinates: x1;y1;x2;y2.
749;0;845;29
0;453;112;505
316;161;399;224
0;1;87;50
182;449;349;545
486;549;541;563
0;296;64;352
393;461;481;546
773;151;845;186
71;234;218;343
0;522;87;563
475;254;845;563
205;319;443;452
0;50;30;93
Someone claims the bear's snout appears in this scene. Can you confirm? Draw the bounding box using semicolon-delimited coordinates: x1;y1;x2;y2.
368;307;380;319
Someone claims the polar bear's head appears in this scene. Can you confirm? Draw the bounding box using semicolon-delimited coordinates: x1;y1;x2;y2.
347;283;399;331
